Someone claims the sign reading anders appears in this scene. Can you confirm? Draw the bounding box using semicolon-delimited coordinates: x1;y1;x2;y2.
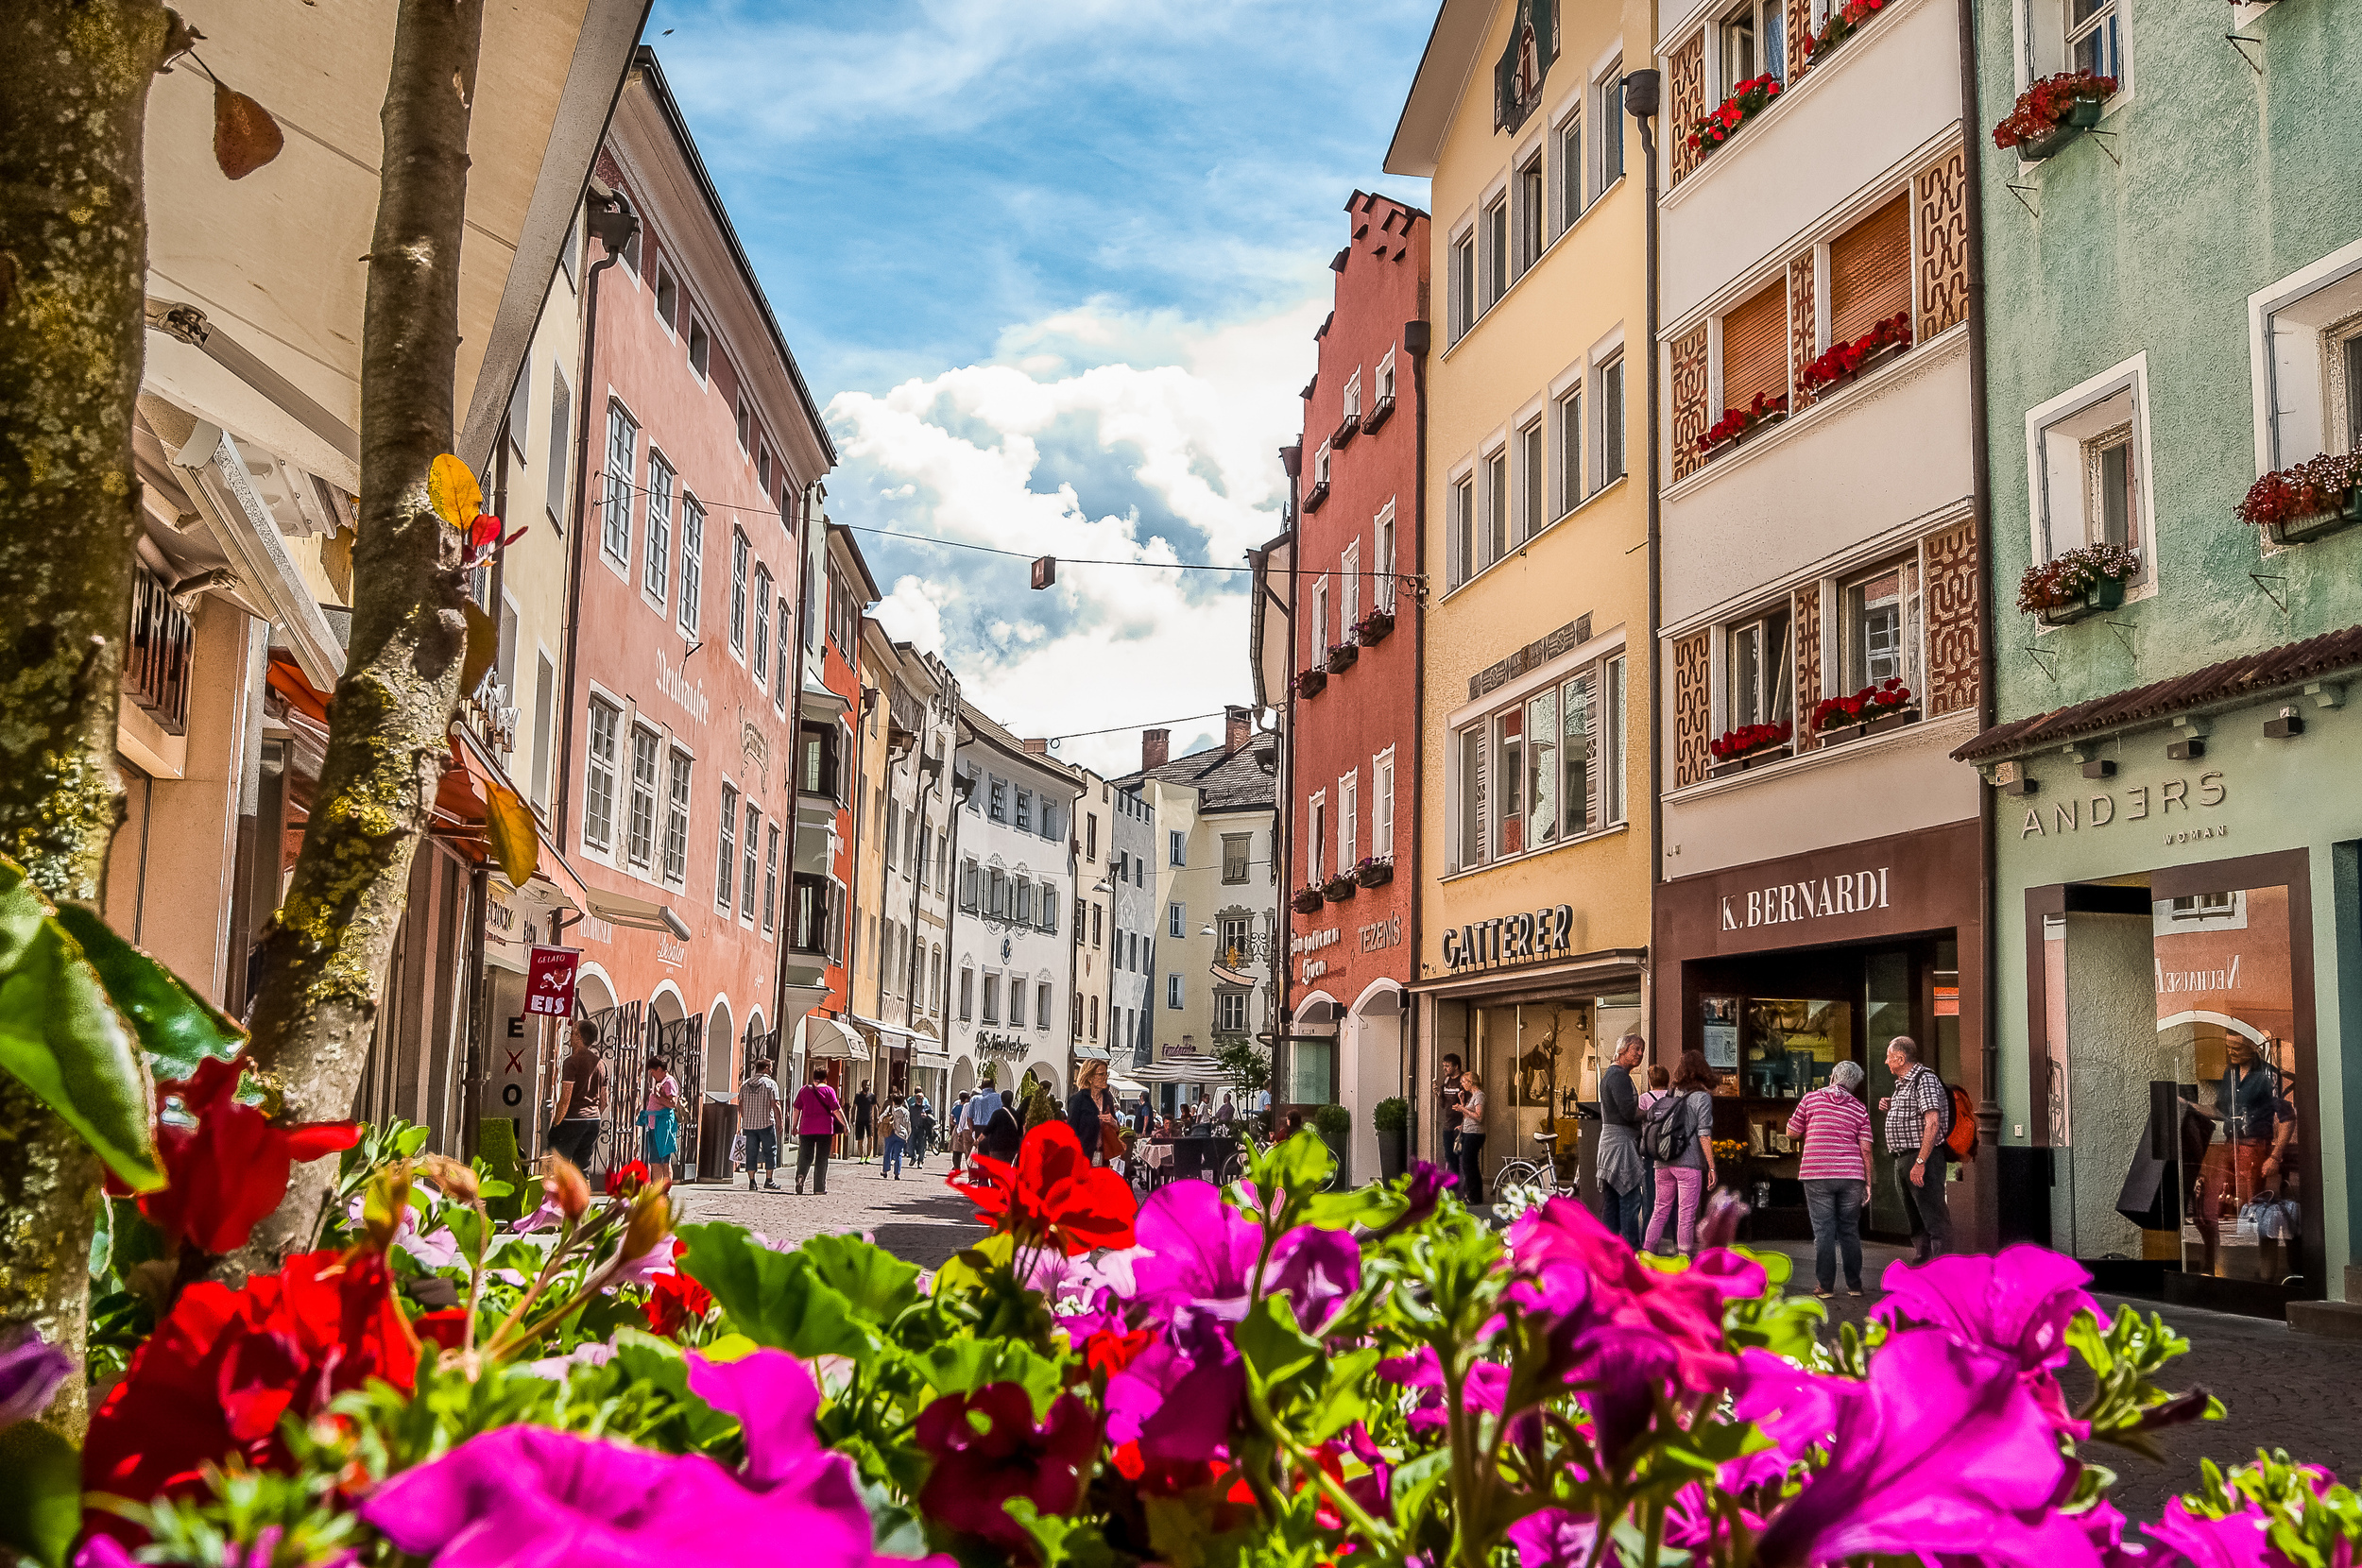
1442;904;1574;972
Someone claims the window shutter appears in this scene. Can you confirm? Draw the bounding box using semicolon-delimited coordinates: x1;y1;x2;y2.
1720;278;1789;410
1829;196;1912;346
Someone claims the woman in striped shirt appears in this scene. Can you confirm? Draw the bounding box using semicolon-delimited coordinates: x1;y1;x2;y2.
1787;1060;1874;1298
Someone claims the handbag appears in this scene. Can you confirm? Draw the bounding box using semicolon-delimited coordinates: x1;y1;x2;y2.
2233;1202;2266;1246
1098;1116;1128;1162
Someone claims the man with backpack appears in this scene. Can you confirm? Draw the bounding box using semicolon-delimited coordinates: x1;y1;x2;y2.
1879;1035;1955;1261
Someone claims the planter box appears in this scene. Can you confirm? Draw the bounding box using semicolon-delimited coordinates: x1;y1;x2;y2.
2268;489;2362;546
1708;745;1789;778
1295;669;1326;699
1354;860;1394;889
1361;395;1395;435
1323;878;1358;904
2037;574;2128;626
1813;707;1916;747
1291;889;1326;914
1802;338;1911;401
1326;643;1360;673
1333;413;1360;450
2017;96;2105;162
1303;480;1329;513
1355;612;1395;646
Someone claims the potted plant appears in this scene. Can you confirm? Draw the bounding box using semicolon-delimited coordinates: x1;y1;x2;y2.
1708;719;1792;775
1295;667;1327;699
2238;452;2362;546
1374;1096;1409;1182
1993;70;2115;161
1353;855;1395;889
1323;870;1358;903
1805;0;1888;67
1313;1101;1354;1185
1699;390;1789;458
2017;543;2140;625
1809;678;1916;743
1686;73;1782;162
1354;606;1395;645
1798;312;1913;398
1326;641;1360;673
1291;885;1327;915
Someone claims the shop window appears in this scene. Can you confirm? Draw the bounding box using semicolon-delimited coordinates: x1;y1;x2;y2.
1840;558;1919;694
1726;603;1795;733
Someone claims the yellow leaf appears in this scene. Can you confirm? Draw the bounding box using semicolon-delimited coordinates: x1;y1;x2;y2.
460;601;498;697
428;454;482;531
213;81;284;180
486;782;539;890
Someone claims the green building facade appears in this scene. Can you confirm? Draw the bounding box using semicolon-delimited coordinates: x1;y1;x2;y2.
1963;0;2362;1318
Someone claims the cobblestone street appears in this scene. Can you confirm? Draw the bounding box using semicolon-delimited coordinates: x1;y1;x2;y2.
668;1150;983;1270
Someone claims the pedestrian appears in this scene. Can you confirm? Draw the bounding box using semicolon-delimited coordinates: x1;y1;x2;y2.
880;1098;911;1180
548;1019;606;1173
1436;1052;1464;1177
1596;1033;1649;1248
1636;1063;1670;1237
736;1056;783;1192
853;1080;877;1162
1878;1035;1953;1261
638;1056;681;1183
794;1065;848;1195
908;1091;933;1167
950;1090;975;1167
1789;1060;1875;1297
1643;1049;1720;1256
964;1074;1006;1172
1456;1069;1489;1205
1069;1060;1121;1167
1215;1093;1235;1126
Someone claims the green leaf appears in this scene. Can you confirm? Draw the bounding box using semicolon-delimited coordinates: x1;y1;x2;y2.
799;1233;921;1321
920;1337;1064;1414
0;1421;82;1568
1303;1346;1380;1443
0;860;162;1190
1302;1185;1398;1232
1235;1295;1321;1389
674;1222;870;1361
50;905;244;1082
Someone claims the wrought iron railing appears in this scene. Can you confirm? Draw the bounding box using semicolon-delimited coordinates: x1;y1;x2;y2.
125;560;193;735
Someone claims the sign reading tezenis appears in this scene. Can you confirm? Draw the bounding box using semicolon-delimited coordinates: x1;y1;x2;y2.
1442;904;1573;972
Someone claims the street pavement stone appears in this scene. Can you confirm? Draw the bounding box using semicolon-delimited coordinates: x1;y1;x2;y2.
669;1150;982;1270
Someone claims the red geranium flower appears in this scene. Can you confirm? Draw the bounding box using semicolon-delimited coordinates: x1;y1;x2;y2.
605;1159;652;1198
138;1056;360;1258
949;1121;1137;1255
915;1384;1096;1553
83;1249;417;1532
643;1241;713;1338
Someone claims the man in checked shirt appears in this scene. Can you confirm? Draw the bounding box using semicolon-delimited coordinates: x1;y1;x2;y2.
1878;1035;1954;1261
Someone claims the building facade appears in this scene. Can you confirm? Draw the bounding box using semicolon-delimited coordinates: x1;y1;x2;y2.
1108;784;1158;1075
950;707;1082;1099
1070;769;1118;1082
1386;0;1656;1185
1958;0;2362;1316
1278;191;1429;1178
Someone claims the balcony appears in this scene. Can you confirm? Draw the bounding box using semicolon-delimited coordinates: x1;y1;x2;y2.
1361;392;1395;435
1302;479;1329;513
1332;411;1361;451
124;560;194;736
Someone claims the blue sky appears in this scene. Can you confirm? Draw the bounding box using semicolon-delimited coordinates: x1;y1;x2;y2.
645;0;1434;771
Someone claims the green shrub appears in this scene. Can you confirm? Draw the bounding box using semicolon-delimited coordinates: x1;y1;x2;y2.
1312;1102;1351;1143
1373;1097;1408;1133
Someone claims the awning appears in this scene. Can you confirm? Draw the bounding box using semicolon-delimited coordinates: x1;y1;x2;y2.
799;674;851;720
848;1014;920;1045
1072;1046;1110;1062
914;1049;951;1070
801;1015;868;1062
534;841;689;937
1125;1058;1237;1085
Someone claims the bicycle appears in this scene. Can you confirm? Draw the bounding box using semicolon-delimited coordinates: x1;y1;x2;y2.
1491;1127;1581;1214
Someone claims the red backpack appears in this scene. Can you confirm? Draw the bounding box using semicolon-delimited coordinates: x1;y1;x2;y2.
1943;1084;1977;1161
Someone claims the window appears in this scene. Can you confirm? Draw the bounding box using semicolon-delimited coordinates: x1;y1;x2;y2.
584;697;619;852
988;868;1006;918
2068;0;2119;81
1009;976;1026;1027
2029;359;2150;577
1344;369;1362;420
1091;904;1104;946
1448;473;1476;588
1313;441;1331;492
1726;604;1795;732
1168;902;1185;939
1310;578;1328;662
1223;833;1249;884
1555;109;1583;232
742;803;760;919
791;874;827;952
752;565;772;681
960;857;980;912
1518;418;1546;542
1828;196;1912;349
1481;193;1509;311
735;395;751;453
1340;771;1359;869
1485;448;1509;567
728;530;749;655
989;776;1007;823
1036;981;1053;1031
1603;655;1628;825
1309;791;1327;883
716;783;738;912
798;722;842;802
1375;503;1397;612
601;404;636;566
1016;789;1033;832
1373;749;1395;857
1215;990;1248;1033
1014;876;1033;928
1840;559;1920;693
643;453;673;606
1597;356;1627;486
1089;996;1099;1040
959;965;974;1021
531;653;556;808
1167;974;1183;1010
662;750;691;885
982;974;1001;1024
774;598;791;707
757;443;771;496
1341;541;1361;631
1720;0;1785;95
1451;655;1626;868
1378;345;1397;406
654;265;678;332
545;366;572;529
1515;151;1546;278
1041;886;1059;933
626;724;659;868
1449;227;1477;343
687;318;710;381
1596;65;1625;190
2253;246;2362;470
1720;279;1789;415
1219;915;1251;963
1170;828;1187;865
1556;386;1583;514
677;498;703;636
762;826;779;933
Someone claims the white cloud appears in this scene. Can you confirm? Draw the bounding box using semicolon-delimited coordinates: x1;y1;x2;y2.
825;295;1320;776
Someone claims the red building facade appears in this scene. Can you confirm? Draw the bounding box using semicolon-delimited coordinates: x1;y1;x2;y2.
1285;191;1429;1177
553;57;832;1154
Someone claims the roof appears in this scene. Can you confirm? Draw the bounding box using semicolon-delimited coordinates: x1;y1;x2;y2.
1113;735;1275;814
827;521;882;601
1953;623;2362;762
957;699;1082;792
1384;0;1496;178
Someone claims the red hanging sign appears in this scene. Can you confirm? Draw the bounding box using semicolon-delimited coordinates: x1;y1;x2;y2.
526;946;581;1016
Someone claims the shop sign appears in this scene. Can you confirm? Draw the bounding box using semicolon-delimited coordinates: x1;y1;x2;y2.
658;933;688;970
1441;904;1574;972
1720;868;1891;932
525;946;580;1016
1294;926;1339;983
1359;912;1402;953
2018;773;2226;844
655;646;711;724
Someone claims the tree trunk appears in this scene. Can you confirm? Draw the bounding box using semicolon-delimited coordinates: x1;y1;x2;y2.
238;0;486;1269
0;0;180;1437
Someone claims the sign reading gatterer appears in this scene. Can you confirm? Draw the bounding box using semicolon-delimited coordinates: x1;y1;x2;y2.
1442;905;1574;971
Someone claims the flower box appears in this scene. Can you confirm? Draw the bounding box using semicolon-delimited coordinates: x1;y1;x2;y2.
2018;543;2138;624
1686;74;1782;162
1354;609;1395;646
1353;857;1395;889
1333;412;1361;450
1708;721;1792;775
1322;874;1358;903
1361;393;1395;435
1709;749;1789;779
2240;455;2362;545
1994;73;2112;160
1291;886;1327;915
2037;574;2126;626
1295;668;1327;699
1302;480;1329;513
1810;680;1914;738
1699;392;1789;458
1805;0;1890;68
1326;642;1360;673
1798;313;1912;398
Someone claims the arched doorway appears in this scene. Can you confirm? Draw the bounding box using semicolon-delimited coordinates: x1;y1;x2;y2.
1345;980;1407;1183
706;997;735;1096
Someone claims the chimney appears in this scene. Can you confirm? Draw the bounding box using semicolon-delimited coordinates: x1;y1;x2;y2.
1224;706;1252;753
1142;728;1171;771
1023;738;1048;756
